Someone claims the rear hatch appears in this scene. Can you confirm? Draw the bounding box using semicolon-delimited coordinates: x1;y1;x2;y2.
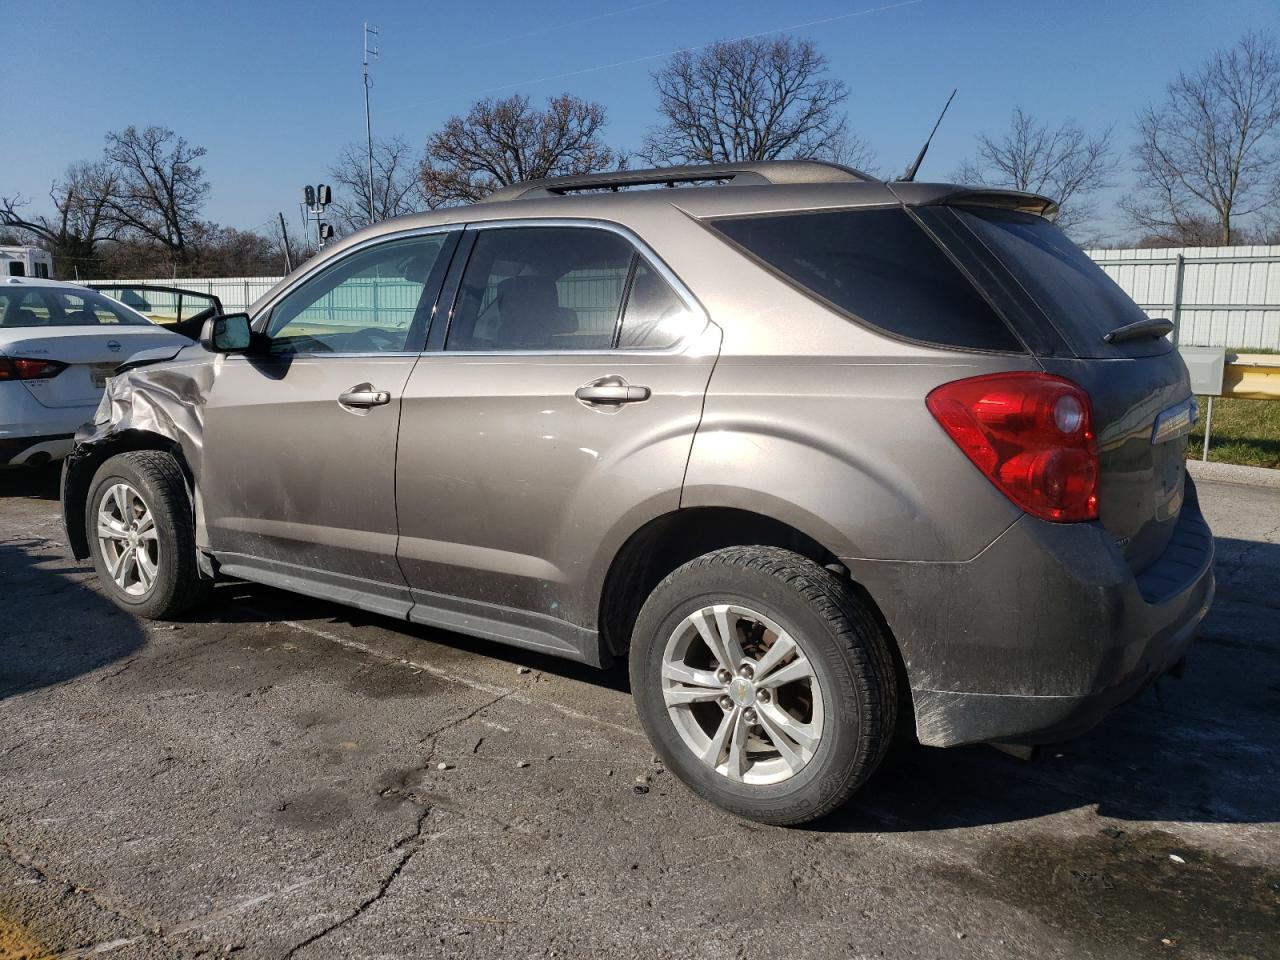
942;205;1193;573
0;326;189;409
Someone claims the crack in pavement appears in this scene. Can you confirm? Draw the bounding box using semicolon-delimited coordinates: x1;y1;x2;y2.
0;836;163;947
279;805;434;960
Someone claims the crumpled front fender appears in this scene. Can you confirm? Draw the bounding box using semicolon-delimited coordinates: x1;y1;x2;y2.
61;357;214;559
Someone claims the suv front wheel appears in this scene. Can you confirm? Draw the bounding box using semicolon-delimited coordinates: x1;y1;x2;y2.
629;547;897;825
86;450;211;619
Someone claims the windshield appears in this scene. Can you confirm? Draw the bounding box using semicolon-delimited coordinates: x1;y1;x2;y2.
955;208;1166;358
0;286;153;328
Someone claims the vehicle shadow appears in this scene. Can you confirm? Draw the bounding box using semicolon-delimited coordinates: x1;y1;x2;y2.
0;536;146;703
192;537;1279;831
0;464;62;501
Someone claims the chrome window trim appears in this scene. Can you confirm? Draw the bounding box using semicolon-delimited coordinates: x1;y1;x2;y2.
441;217;710;357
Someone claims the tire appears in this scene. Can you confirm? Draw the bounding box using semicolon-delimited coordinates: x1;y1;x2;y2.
86;450;211;619
629;546;897;825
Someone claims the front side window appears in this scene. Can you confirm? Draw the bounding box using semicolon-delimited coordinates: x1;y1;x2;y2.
0;288;151;327
446;227;634;351
266;234;447;354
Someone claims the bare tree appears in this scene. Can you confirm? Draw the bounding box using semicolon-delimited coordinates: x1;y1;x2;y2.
419;94;618;206
1;161;121;277
102;125;210;255
640;36;863;167
329;136;425;230
953;108;1117;234
1124;31;1280;246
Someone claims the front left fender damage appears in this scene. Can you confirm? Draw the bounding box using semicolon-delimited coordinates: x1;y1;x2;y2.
62;359;214;559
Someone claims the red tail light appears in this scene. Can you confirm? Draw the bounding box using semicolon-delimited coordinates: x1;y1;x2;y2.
927;372;1098;522
0;357;68;381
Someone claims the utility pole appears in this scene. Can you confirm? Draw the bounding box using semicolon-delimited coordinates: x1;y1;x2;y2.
362;22;379;226
277;212;294;273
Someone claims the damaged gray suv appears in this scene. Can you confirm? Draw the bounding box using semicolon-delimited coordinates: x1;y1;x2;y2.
62;161;1214;824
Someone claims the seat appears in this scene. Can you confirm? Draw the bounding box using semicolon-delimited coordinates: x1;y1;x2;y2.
494;276;578;349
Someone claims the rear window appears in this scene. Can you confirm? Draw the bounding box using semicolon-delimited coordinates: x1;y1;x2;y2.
709;207;1022;352
0;288;152;327
955;208;1163;358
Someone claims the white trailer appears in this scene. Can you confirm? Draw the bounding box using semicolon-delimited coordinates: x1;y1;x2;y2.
0;245;53;279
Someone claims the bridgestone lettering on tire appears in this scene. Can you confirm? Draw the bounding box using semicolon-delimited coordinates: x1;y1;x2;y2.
629;546;897;825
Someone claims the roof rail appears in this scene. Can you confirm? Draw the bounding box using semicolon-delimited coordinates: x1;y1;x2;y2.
480;160;878;202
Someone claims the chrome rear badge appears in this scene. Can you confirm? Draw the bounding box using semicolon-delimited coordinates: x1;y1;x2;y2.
1152;398;1196;445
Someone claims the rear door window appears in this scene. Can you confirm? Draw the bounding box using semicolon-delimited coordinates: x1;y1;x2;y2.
446;227;633;351
709;207;1023;352
617;260;698;349
954;208;1169;358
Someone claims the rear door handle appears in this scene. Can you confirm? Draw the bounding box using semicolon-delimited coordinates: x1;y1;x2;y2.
338;387;391;408
575;377;651;405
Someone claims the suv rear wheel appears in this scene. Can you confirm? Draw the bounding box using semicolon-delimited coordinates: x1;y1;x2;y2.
87;451;211;619
630;547;896;825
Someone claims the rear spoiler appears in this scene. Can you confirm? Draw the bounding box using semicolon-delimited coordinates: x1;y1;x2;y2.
890;184;1059;222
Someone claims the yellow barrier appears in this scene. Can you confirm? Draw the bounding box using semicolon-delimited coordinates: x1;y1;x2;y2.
1223;353;1280;400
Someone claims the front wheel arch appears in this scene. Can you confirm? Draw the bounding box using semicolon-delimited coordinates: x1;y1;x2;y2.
63;430;191;560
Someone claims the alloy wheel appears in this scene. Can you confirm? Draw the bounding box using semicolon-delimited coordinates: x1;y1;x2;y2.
661;603;825;785
96;482;160;597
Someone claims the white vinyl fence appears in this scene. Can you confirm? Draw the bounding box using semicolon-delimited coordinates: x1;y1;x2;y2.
116;243;1280;350
1083;245;1280;351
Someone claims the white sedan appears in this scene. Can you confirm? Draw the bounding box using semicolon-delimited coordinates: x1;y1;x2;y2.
1;277;193;467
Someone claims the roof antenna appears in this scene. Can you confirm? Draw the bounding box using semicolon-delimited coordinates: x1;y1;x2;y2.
897;89;957;183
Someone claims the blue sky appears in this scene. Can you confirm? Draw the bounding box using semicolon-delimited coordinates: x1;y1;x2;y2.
4;0;1276;241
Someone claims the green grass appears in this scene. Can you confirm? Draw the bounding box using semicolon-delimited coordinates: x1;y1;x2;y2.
1187;396;1280;468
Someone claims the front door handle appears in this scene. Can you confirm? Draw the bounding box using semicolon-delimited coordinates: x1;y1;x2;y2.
575;377;651;405
338;386;391;408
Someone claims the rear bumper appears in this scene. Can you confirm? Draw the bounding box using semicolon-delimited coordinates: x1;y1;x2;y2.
0;433;76;466
848;479;1215;747
1;383;95;465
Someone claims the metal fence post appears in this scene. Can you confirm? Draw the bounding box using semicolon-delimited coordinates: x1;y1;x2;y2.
1170;253;1185;346
1202;395;1214;462
243;279;251;314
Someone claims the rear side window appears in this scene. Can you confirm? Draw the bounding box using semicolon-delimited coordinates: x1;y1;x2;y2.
955;208;1162;358
709;208;1022;352
447;227;633;351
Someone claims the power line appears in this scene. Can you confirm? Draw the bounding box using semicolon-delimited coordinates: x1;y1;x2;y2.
390;0;924;112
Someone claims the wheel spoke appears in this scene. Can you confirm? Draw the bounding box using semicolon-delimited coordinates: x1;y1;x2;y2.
662;661;721;688
725;709;750;781
135;548;158;591
757;701;820;752
753;633;797;680
114;547;135;589
97;517;128;541
135;511;154;535
692;605;744;672
700;706;739;768
756;654;815;690
755;705;807;773
111;484;131;520
664;685;724;706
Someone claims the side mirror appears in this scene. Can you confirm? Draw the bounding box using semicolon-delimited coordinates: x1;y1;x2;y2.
200;313;253;353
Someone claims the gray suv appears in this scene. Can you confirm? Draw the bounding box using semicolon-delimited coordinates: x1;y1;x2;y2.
62;161;1214;825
